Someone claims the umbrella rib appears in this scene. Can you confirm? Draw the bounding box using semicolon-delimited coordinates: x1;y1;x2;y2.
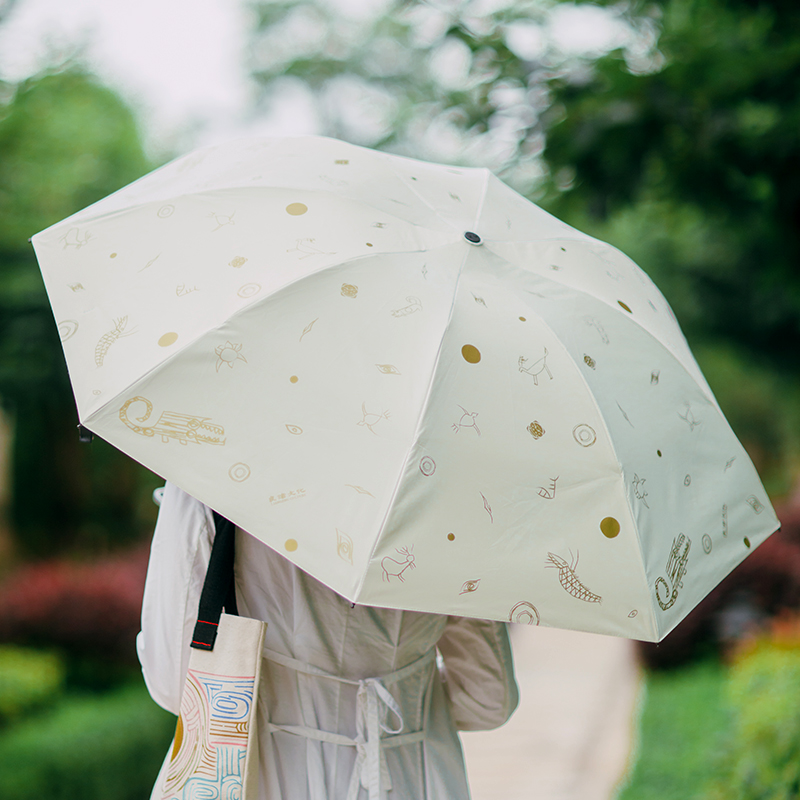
354;242;474;604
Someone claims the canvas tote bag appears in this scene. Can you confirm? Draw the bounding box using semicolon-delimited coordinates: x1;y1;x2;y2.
154;512;267;800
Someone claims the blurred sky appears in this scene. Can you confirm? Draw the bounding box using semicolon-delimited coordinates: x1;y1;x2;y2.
0;0;631;155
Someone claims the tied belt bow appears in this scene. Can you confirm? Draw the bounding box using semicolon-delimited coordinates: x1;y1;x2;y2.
265;647;435;800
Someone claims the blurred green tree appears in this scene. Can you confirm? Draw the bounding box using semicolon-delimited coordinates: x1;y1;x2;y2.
246;0;643;194
543;0;800;368
0;67;160;557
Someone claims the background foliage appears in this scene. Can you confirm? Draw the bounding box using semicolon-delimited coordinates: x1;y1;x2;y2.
0;68;161;558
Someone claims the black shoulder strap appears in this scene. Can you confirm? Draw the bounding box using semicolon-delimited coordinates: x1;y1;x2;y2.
191;511;239;651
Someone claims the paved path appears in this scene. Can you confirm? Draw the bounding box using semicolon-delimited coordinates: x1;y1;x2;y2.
461;624;641;800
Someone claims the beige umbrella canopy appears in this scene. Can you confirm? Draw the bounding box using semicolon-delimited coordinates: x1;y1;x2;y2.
32;135;779;641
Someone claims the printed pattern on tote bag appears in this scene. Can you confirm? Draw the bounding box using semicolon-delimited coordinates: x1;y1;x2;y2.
161;668;257;800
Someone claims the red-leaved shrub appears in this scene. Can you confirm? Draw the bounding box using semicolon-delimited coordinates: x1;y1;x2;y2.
0;545;149;664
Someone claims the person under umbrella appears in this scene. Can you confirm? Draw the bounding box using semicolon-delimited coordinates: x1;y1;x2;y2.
138;481;519;800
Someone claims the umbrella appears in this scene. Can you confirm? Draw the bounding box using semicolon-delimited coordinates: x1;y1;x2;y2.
31;135;779;642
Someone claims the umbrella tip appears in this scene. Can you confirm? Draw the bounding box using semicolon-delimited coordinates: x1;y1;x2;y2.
77;425;94;444
464;231;482;246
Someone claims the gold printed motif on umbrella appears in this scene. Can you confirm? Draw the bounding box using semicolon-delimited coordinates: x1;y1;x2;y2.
237;283;261;299
228;256;248;268
341;283;358;298
209;211;235;231
419;457;436;476
58;320;79;342
632;474;649;508
69;283;84;292
357;403;390;435
228;463;251;482
345;484;374;497
299;319;318;342
289;239;334;259
176;284;198;297
381;546;415;583
391;296;422;317
584;316;609;344
655;534;691;611
215;342;247;372
480;492;493;522
96;317;135;367
724;457;736;472
336;529;354;564
518;348;552;385
375;364;401;375
138;254;161;273
573;424;597;447
617;401;634;427
119;396;226;446
678;403;701;431
546;551;602;604
269;489;306;505
722;504;728;536
460;579;481;595
537;477;558;499
452;406;480;436
584;354;596;369
651;370;660;385
746;495;765;514
509;601;540;625
59;227;92;249
527;421;545;439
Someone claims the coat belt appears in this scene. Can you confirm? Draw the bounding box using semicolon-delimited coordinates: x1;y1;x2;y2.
263;647;436;800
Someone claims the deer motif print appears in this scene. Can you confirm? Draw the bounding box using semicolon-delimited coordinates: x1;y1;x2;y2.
519;348;552;385
381;546;416;583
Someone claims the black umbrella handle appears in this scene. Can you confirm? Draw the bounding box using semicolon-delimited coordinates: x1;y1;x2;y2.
191;511;239;651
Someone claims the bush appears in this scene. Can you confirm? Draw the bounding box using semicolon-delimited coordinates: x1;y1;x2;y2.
707;621;800;800
0;679;175;800
0;545;149;668
618;660;727;800
0;646;64;723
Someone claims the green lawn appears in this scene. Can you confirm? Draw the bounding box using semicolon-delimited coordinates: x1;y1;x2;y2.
618;660;729;800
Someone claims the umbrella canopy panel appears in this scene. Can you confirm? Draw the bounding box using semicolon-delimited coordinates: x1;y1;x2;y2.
363;240;774;641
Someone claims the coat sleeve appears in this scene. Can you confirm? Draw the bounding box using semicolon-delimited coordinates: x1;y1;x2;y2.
136;481;215;714
435;616;519;732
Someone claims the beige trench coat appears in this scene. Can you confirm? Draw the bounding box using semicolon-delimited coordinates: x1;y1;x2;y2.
138;482;519;800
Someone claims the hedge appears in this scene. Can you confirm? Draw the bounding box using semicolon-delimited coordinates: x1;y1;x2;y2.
0;679;175;800
707;619;800;799
0;645;64;723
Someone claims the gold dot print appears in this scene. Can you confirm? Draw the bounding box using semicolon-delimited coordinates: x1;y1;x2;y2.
447;533;455;542
366;243;373;247
600;517;620;538
744;537;751;549
286;203;308;216
461;344;481;364
110;252;117;259
285;539;298;552
519;316;526;322
290;375;299;384
618;300;632;313
158;332;178;347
